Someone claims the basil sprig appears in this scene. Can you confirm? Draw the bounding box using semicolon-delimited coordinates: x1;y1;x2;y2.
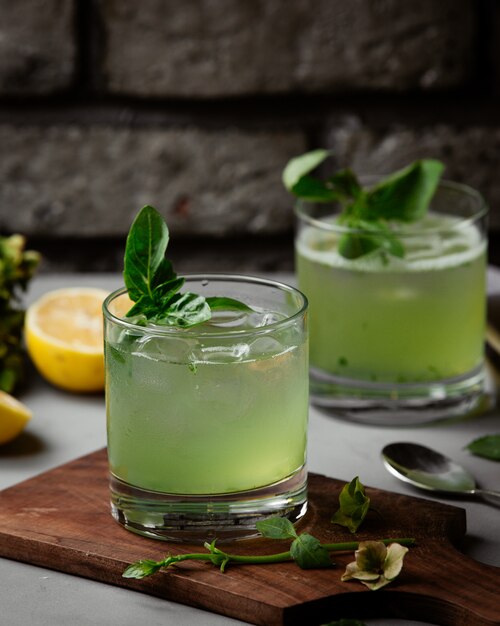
123;205;250;327
465;435;500;461
283;151;444;259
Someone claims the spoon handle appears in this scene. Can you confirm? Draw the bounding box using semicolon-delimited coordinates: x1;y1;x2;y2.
473;488;500;507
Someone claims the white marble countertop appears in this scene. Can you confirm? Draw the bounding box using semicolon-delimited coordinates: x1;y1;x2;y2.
1;271;499;626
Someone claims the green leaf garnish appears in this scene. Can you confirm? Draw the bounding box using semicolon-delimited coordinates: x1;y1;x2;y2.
283;150;444;260
122;559;164;579
282;149;331;193
124;205;171;301
331;477;370;533
205;297;252;312
289;533;333;569
256;516;297;540
359;159;444;223
122;512;414;579
465;435;500;461
123;205;250;327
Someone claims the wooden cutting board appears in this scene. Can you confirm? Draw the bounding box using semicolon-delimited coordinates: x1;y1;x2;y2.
0;449;499;626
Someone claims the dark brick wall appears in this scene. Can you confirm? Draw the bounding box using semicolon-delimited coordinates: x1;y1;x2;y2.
0;0;499;272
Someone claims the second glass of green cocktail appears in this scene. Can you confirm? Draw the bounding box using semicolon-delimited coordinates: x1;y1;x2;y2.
286;154;488;424
104;207;309;541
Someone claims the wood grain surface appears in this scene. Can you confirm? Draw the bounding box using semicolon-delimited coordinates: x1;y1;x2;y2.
0;448;499;626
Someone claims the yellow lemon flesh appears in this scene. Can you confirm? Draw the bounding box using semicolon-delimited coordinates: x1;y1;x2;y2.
25;287;109;393
0;390;32;445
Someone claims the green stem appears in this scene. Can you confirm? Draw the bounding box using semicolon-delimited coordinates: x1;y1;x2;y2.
126;537;417;579
163;537;415;568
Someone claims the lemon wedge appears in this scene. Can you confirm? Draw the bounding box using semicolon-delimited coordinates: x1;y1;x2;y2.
25;287;109;393
0;390;32;445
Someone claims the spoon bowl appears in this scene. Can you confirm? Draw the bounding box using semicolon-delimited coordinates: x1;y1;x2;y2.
382;442;500;507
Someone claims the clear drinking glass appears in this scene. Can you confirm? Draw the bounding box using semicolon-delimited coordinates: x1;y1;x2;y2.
103;274;309;542
295;180;488;424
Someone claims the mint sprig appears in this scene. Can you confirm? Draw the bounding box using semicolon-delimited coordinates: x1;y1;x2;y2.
331;476;371;533
123;205;251;327
122;519;414;579
283;151;444;259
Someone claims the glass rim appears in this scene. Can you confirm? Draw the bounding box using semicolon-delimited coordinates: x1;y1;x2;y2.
294;179;488;235
103;273;308;338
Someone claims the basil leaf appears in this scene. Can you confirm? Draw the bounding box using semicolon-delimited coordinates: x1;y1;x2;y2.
292;175;340;202
326;169;362;202
282;149;330;191
338;219;405;261
361;159;444;222
206;297;252;312
331;477;370;533
283;153;444;260
124;205;169;301
153;292;211;328
125;294;156;318
256;516;297;540
338;232;381;259
152;277;185;300
122;559;163;579
290;533;333;569
465;435;500;461
123;205;253;328
151;258;177;290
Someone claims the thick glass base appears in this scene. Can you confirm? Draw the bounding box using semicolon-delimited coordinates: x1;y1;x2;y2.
310;363;489;425
109;467;307;543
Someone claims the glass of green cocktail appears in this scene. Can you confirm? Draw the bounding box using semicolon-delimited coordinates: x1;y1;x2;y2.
287;153;488;424
104;208;309;541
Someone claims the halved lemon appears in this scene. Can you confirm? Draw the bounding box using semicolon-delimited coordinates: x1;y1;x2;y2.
0;390;32;445
25;287;109;393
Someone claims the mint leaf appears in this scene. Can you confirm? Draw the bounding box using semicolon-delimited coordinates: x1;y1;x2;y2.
360;159;444;222
124;205;170;301
291;175;340;202
331;477;370;534
326;169;363;203
338;219;405;260
153;292;212;328
206;297;252;312
256;516;297;540
123;206;251;328
283;152;444;260
290;533;333;569
465;435;500;461
123;559;163;579
282;149;330;191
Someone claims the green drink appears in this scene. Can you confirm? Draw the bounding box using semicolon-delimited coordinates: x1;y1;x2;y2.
104;275;309;541
295;181;488;423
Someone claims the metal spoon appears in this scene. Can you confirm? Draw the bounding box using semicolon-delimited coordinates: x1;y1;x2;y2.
382;442;500;507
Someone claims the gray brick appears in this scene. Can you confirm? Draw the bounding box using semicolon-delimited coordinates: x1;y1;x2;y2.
0;125;306;237
324;119;500;228
0;0;76;94
99;0;475;97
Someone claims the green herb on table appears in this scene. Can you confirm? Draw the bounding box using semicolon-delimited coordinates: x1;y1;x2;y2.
123;526;414;580
465;435;500;461
123;205;250;328
282;150;444;260
0;235;40;392
331;476;370;533
341;540;409;591
123;479;414;588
